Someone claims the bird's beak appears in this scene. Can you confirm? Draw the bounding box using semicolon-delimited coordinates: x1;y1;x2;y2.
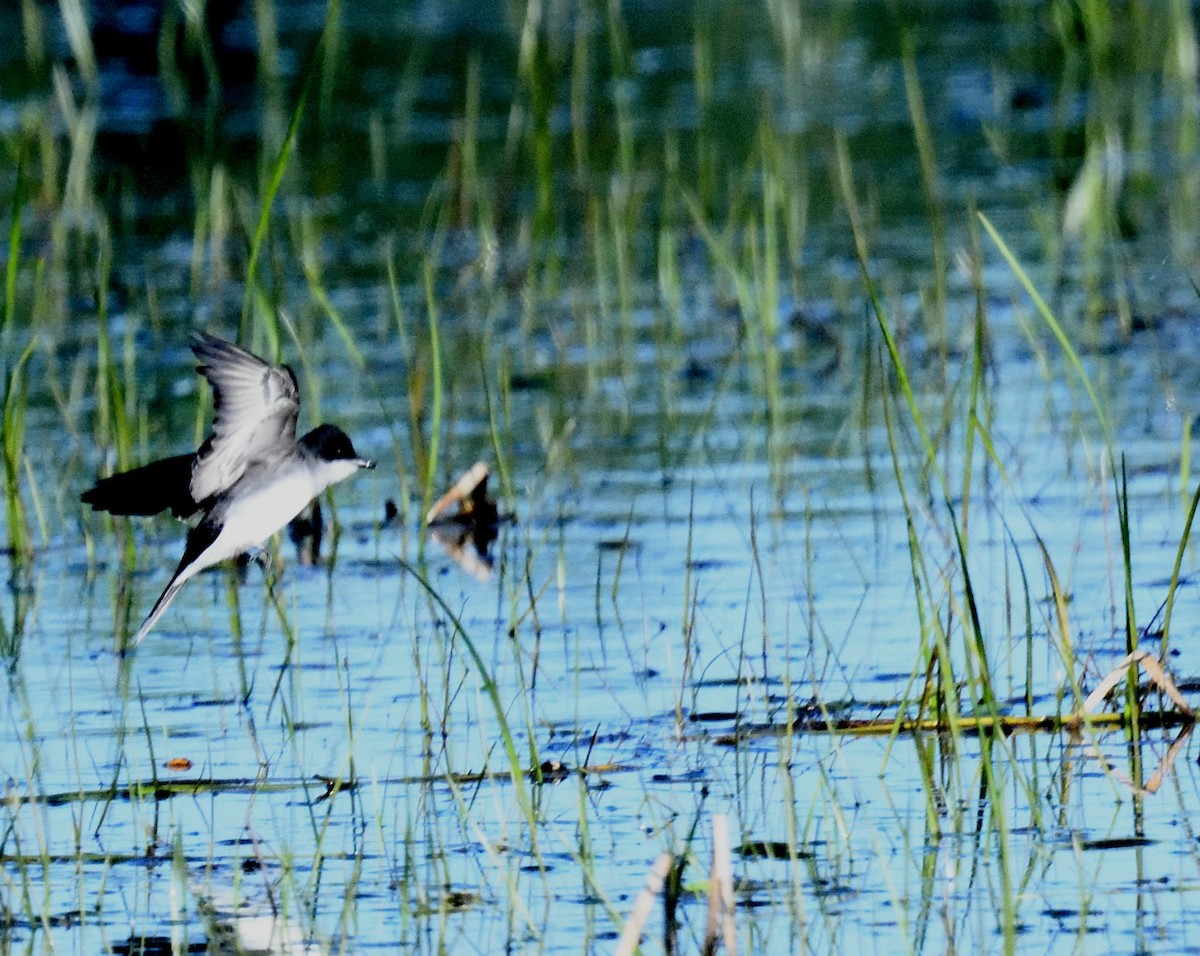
358;459;376;470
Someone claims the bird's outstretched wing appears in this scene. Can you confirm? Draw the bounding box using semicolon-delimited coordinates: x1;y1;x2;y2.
189;333;300;503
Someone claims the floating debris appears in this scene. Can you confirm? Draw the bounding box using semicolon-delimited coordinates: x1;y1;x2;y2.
534;759;572;783
737;840;808;861
426;461;511;582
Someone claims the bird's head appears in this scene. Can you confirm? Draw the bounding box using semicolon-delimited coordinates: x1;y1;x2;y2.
301;424;375;480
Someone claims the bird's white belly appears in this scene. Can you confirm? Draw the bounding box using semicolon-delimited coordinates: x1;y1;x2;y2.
206;472;318;562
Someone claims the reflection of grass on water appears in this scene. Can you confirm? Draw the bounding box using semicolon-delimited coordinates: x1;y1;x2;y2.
5;0;1200;952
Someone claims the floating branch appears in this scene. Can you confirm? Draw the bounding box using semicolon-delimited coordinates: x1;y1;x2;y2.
707;709;1191;744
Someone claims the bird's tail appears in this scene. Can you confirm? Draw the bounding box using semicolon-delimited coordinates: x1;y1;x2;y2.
129;515;226;647
131;572;191;646
82;454;198;519
131;578;184;642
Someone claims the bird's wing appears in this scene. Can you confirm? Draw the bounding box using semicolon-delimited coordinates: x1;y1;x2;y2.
189;333;300;503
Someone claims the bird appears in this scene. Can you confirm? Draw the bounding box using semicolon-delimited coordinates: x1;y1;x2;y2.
82;332;374;645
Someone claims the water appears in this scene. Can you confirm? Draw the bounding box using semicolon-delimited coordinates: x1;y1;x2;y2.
4;1;1200;953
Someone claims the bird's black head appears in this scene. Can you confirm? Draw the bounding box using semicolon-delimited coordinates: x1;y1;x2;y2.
301;424;374;468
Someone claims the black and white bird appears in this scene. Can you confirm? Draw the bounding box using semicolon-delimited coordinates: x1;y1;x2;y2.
82;333;374;645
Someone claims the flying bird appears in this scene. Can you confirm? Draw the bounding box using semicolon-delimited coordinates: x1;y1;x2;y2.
82;333;374;645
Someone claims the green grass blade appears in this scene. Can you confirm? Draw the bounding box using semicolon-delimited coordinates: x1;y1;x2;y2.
978;211;1113;450
242;0;342;341
398;559;540;841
